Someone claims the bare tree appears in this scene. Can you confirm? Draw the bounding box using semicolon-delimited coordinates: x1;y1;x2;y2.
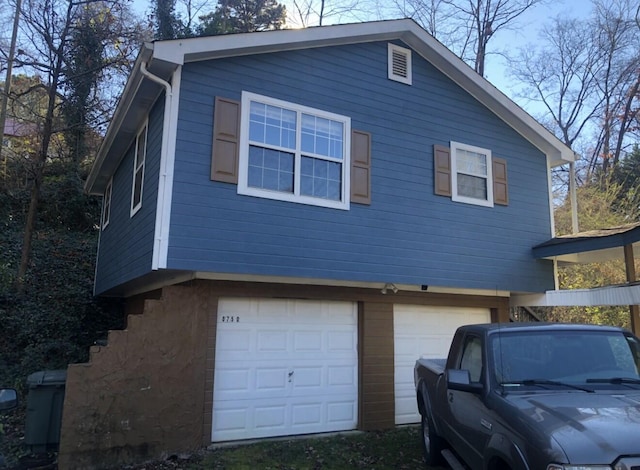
510;0;640;180
388;0;547;76
390;0;472;58
10;0;142;289
290;0;364;26
511;17;603;150
590;0;640;175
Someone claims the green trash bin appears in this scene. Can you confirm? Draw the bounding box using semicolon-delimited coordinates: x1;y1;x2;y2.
24;370;67;454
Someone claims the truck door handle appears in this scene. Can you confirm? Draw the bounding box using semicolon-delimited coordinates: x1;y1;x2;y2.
448;392;453;403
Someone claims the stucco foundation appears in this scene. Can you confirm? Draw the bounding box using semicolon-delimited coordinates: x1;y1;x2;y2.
58;283;213;469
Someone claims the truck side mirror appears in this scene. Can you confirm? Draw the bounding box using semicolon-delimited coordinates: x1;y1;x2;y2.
0;389;17;411
447;369;483;394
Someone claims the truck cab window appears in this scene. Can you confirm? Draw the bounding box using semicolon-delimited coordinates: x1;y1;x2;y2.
460;336;482;382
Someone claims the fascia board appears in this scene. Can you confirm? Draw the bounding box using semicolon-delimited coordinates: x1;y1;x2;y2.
151;19;418;64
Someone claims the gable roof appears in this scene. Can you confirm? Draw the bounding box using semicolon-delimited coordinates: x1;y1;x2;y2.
85;18;574;195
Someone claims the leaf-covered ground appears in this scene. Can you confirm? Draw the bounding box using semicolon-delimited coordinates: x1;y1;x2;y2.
122;426;446;470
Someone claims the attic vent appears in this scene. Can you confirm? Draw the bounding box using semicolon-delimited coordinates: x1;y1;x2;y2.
388;43;412;85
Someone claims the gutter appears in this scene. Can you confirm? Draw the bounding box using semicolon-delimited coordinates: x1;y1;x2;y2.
140;61;180;270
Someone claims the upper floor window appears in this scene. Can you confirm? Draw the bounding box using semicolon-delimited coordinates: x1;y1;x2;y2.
102;178;112;229
131;122;147;216
238;92;351;210
451;141;494;207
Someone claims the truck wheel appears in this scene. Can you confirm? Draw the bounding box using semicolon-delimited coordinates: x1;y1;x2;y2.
421;412;445;466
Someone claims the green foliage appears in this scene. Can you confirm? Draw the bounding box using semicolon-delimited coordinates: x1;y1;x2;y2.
198;0;286;36
0;164;122;390
551;174;639;329
153;0;189;39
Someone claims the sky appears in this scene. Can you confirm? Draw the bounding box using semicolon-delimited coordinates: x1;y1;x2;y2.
481;0;592;100
130;0;595;112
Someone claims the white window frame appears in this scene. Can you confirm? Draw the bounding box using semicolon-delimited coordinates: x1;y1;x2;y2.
451;141;494;207
130;122;148;216
238;91;351;210
388;43;412;85
101;178;112;229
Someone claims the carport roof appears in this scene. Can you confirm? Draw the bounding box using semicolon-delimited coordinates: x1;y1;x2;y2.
533;222;640;265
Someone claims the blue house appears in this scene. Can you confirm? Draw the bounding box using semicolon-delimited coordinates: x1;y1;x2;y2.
58;19;573;468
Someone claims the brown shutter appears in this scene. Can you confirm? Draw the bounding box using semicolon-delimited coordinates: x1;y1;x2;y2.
211;97;240;184
433;144;452;196
351;129;371;205
492;157;508;205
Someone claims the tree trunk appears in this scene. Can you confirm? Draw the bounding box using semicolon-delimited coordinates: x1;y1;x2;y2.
16;172;41;290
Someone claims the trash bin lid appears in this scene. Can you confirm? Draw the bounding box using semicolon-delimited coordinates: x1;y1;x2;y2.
27;370;67;387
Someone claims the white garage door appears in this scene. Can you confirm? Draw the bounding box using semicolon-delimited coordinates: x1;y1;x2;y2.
394;305;491;424
212;298;358;442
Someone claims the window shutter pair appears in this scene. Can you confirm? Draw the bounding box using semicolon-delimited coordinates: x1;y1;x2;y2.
433;144;509;205
211;96;371;205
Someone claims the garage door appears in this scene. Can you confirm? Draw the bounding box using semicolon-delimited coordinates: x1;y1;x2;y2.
212;298;358;442
394;305;491;424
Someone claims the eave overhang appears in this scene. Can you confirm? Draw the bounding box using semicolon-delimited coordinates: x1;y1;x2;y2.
85;18;574;196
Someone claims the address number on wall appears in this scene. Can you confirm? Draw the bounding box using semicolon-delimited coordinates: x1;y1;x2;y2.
220;316;240;323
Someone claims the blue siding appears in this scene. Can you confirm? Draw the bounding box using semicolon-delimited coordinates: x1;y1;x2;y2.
95;99;164;293
165;41;554;293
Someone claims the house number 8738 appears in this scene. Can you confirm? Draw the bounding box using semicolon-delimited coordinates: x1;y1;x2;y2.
221;316;240;323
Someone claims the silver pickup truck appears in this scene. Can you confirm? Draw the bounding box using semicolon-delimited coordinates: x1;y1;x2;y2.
414;323;640;470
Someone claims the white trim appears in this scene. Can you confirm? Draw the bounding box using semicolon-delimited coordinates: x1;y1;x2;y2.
238;91;351;210
130;121;148;216
101;178;112;229
150;66;181;270
388;43;412;85
450;141;493;207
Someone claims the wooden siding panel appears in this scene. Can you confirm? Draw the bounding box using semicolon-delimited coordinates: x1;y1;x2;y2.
97;40;555;295
95;99;163;293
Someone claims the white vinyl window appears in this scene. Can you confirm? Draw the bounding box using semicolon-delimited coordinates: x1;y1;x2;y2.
238;91;350;210
131;122;147;216
451;141;493;207
102;178;112;229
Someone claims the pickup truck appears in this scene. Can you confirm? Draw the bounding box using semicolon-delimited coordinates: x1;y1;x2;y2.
414;323;640;470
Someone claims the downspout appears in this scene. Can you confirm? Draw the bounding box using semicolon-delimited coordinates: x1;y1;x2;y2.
140;62;172;270
569;160;579;234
